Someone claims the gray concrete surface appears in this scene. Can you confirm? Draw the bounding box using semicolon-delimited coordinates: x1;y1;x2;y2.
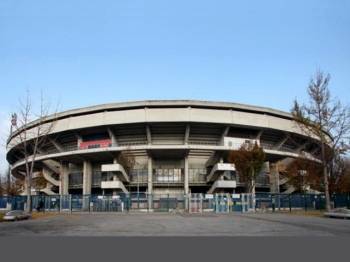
1;212;350;236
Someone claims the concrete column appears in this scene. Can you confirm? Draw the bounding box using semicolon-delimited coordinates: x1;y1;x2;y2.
269;163;278;193
112;171;120;196
76;134;83;149
59;161;69;195
184;156;189;194
148;157;153;194
83;161;92;195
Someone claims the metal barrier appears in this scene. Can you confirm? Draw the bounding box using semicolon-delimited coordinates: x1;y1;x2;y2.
12;196;27;211
240;193;255;213
89;195;123;212
215;193;230;213
32;195;60;212
189;193;203;213
0;196;12;209
5;193;350;214
149;194;186;213
202;194;215;212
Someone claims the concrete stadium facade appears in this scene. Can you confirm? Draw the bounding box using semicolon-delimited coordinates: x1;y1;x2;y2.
6;100;328;196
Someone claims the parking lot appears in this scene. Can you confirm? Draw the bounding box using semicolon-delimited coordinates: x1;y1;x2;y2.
1;212;350;236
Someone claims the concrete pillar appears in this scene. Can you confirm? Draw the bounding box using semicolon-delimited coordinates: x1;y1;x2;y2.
184;156;189;194
148;157;153;194
59;161;69;195
269;163;279;193
76;135;82;149
112;167;120;196
83;161;92;195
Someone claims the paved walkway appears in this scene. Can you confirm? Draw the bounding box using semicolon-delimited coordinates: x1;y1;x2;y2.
1;212;350;236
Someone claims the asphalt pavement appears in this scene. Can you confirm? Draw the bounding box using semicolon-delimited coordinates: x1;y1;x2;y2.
1;212;349;236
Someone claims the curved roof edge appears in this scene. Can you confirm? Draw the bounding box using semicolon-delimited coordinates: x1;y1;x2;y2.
8;100;294;143
57;100;293;119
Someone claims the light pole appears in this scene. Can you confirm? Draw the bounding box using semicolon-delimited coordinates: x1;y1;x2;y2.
11;113;17;135
6;113;18;200
137;168;139;209
134;161;139;209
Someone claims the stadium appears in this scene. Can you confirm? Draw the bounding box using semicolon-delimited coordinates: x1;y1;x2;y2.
6;100;328;201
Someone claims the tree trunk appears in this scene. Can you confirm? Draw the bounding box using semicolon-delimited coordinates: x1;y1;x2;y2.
323;165;331;212
321;141;331;212
25;174;32;213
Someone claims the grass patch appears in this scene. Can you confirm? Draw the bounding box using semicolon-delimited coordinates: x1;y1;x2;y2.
0;212;60;222
287;211;324;217
30;213;60;219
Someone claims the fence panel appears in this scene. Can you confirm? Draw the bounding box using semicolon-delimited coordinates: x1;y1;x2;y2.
6;193;350;213
0;196;11;209
215;193;229;213
331;194;350;209
314;195;325;210
151;194;169;212
189;193;202;213
129;193;148;210
12;196;27;211
69;195;90;212
202;194;214;212
174;195;186;211
240;193;255;212
109;196;123;212
290;194;303;210
230;193;242;212
89;195;124;212
90;195;108;212
255;193;271;211
60;195;71;212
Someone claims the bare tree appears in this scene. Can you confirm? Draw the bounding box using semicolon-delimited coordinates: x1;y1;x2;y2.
227;141;266;193
7;88;58;212
291;70;350;211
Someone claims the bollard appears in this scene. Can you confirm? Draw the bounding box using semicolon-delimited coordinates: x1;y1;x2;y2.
213;197;216;213
320;196;324;211
271;194;275;212
289;195;292;213
88;197;91;214
147;197;149;214
167;194;170;212
126;197;129;213
107;196;110;214
70;195;72;213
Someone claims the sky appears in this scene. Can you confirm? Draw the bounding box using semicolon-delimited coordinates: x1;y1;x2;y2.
0;0;349;173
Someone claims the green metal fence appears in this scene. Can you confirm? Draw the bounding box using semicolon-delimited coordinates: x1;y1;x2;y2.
254;193;350;212
2;193;350;213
